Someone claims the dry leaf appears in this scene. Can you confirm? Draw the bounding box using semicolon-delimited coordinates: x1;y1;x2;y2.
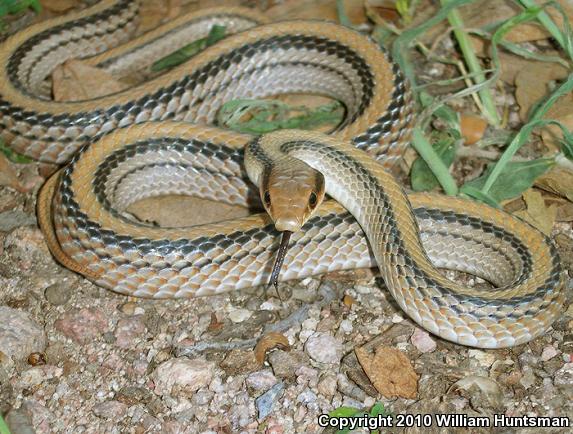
254;332;290;365
267;0;365;23
515;63;568;122
535;167;573;202
355;345;418;399
0;153;26;192
514;189;558;235
43;0;78;13
460;114;487;145
207;312;224;332
342;294;355;308
127;195;250;228
365;0;400;25
52;60;126;102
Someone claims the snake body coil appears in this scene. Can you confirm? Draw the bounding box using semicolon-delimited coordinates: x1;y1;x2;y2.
0;0;566;348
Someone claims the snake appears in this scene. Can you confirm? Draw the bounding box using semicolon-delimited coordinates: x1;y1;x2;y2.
0;0;566;348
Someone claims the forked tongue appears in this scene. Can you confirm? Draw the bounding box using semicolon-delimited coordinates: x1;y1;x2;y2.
269;231;292;288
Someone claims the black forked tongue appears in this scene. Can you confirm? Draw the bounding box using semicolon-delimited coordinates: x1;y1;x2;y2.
270;231;292;288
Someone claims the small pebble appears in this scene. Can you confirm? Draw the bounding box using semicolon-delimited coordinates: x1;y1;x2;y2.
468;349;496;368
304;333;343;364
228;309;252;323
153;358;215;396
410;328;436;353
317;374;337;398
44;282;72;306
245;370;277;394
92;400;128;420
54;308;107;344
0;307;46;362
391;314;404;323
114;316;145;349
541;345;559;362
255;382;284;419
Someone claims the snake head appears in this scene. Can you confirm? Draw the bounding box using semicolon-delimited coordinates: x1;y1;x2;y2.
261;158;326;232
261;157;326;288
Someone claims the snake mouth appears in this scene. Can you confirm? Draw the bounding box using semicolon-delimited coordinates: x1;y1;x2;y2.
269;230;292;288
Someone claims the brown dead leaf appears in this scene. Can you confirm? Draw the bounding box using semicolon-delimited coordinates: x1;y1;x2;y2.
535;167;573;202
355;345;418;399
43;0;78;13
267;0;365;24
254;332;290;365
127;196;250;228
540;93;573;152
515;62;568;122
460;114;488;145
52;60;126;102
207;312;224;332
0;153;26;192
514;189;558;235
139;0;185;32
365;0;400;25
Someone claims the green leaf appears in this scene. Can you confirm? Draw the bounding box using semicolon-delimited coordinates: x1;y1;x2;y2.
328;406;362;418
461;158;556;204
217;99;344;135
411;131;457;191
369;402;387;417
151;24;226;72
0;413;12;434
0;140;33;163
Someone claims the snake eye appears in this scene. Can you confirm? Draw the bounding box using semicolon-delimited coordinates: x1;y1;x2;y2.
263;191;271;207
309;192;318;208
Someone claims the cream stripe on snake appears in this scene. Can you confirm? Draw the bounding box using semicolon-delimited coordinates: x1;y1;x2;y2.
0;0;566;348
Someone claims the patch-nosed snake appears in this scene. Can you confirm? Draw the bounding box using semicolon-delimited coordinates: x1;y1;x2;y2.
0;0;566;348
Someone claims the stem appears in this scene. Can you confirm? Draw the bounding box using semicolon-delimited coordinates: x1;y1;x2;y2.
440;0;501;126
411;127;459;195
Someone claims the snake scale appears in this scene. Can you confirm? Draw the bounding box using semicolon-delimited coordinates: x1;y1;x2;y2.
0;0;566;348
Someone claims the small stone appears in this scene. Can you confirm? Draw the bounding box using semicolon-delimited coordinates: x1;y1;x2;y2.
468;349;496;368
519;368;537;389
255;382;284;420
541;345;559;361
297;389;317;405
228;309;252;323
391;314;404;323
92;400;128;420
0;307;46;362
114;316;145;349
54;307;107;344
268;350;309;380
317;374;337;398
304;333;343;364
152;358;215;396
119;302;137;315
220;349;259;376
18;365;62;389
116;386;153;406
339;319;353;334
410;328;436;353
553;363;573;387
246;370;277;394
44;282;72;306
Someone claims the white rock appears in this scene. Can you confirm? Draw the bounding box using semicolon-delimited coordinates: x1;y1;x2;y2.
541;345;559;362
228;309;252;323
304;332;343;364
410;328;436;353
468;349;496;368
153;358;215;396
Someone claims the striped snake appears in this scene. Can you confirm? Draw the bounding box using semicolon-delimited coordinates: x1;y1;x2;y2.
0;0;566;348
